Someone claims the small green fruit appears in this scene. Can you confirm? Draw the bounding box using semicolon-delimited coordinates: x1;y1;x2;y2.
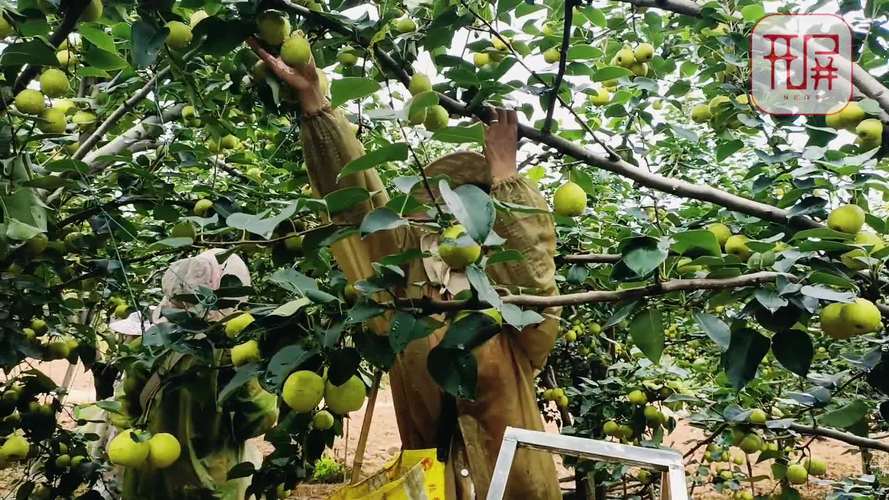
394;17;416;34
423;105;449;131
282;370;324;412
856;118;883;147
839;298;881;335
553;181;587;217
281;35;312;67
543;48;560;64
748;408;767;425
786;464;808;484
14;89;45;115
147;433;181;468
312;409;335;430
690;104;712;123
56;49;78;67
627;389;647;405
39;68;70;98
408;73;432;96
615;48;636;67
257;11;291;46
438;224;480;270
39;108;67;134
634;42;654;62
80;0;103;21
827;204;865;234
225;313;255;337
193;199;213;216
165;21;193;49
725;234;752;261
473;52;491;67
107;429;149;467
231;340;261;366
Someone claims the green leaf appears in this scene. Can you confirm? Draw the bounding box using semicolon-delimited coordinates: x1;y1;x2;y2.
360;207;409;237
218;363;259;404
629;309;664;363
431;123;485;144
725;328;771;389
84;46;128;70
265;345;318;391
593;66;633;82
339;142;408;178
818;400;869;428
269;298;311;317
438;180;495;244
799;285;854;302
325;187;370;215
331;77;380;107
79;24;117;53
716;139;744;161
671;230;722;257
621;236;668;277
0;39;58;67
694;312;730;350
389;311;439;354
771;329;813;377
327;348;360;385
193;18;253;57
427;347;477;399
741;4;766;22
149;237;193;249
131;20;167;68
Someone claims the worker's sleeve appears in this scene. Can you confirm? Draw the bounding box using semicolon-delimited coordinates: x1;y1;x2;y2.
300;106;406;283
486;174;561;371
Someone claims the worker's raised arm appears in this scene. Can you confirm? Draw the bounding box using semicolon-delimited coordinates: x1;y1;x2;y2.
248;39;404;285
248;38;388;227
483;109;561;370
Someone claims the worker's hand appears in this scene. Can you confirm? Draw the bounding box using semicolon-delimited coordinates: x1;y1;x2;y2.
484;108;518;183
247;37;328;115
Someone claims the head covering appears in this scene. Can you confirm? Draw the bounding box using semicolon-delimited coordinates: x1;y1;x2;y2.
411;151;490;203
151;249;251;324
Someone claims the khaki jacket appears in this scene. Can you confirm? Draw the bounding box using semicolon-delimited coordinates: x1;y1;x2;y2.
302;107;561;500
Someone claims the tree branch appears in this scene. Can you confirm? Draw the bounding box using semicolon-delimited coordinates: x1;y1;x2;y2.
396;271;788;311
277;1;821;226
786;423;889;453
543;0;575;133
58;195;192;227
84;103;184;170
0;0;90;113
614;0;889;117
561;253;622;263
73;66;172;161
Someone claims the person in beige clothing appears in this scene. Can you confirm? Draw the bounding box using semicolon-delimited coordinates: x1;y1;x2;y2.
250;39;562;499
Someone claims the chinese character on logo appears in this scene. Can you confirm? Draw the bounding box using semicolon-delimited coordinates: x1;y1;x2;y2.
751;14;853;115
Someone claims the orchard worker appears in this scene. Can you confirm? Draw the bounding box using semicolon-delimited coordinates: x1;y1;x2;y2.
250;40;562;499
117;250;278;499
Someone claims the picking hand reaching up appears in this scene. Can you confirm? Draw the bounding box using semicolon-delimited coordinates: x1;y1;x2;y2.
247;37;327;115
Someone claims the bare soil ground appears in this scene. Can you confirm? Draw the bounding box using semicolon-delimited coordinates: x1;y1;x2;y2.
8;361;886;499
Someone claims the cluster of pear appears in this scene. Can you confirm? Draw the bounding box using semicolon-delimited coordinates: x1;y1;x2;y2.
820;297;881;340
281;370;366;426
106;429;182;469
690;94;747;128
585;43;655;108
13;67;95;138
601;389;666;442
827;204;885;271
541;387;569;408
706;222;755;262
18;318;80;361
552;181;588;217
825;102;883;149
406;73;450;131
563;319;602;343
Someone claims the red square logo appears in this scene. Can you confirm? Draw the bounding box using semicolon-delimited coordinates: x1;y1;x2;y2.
751;14;853;115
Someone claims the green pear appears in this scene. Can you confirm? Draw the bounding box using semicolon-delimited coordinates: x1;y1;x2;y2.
827;204;865;234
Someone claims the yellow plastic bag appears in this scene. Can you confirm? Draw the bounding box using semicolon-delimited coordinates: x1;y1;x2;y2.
329;449;445;500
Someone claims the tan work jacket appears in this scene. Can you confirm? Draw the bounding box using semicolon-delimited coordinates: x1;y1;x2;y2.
302;106;562;500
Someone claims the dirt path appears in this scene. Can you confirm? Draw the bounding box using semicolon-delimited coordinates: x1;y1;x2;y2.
21;361;889;499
